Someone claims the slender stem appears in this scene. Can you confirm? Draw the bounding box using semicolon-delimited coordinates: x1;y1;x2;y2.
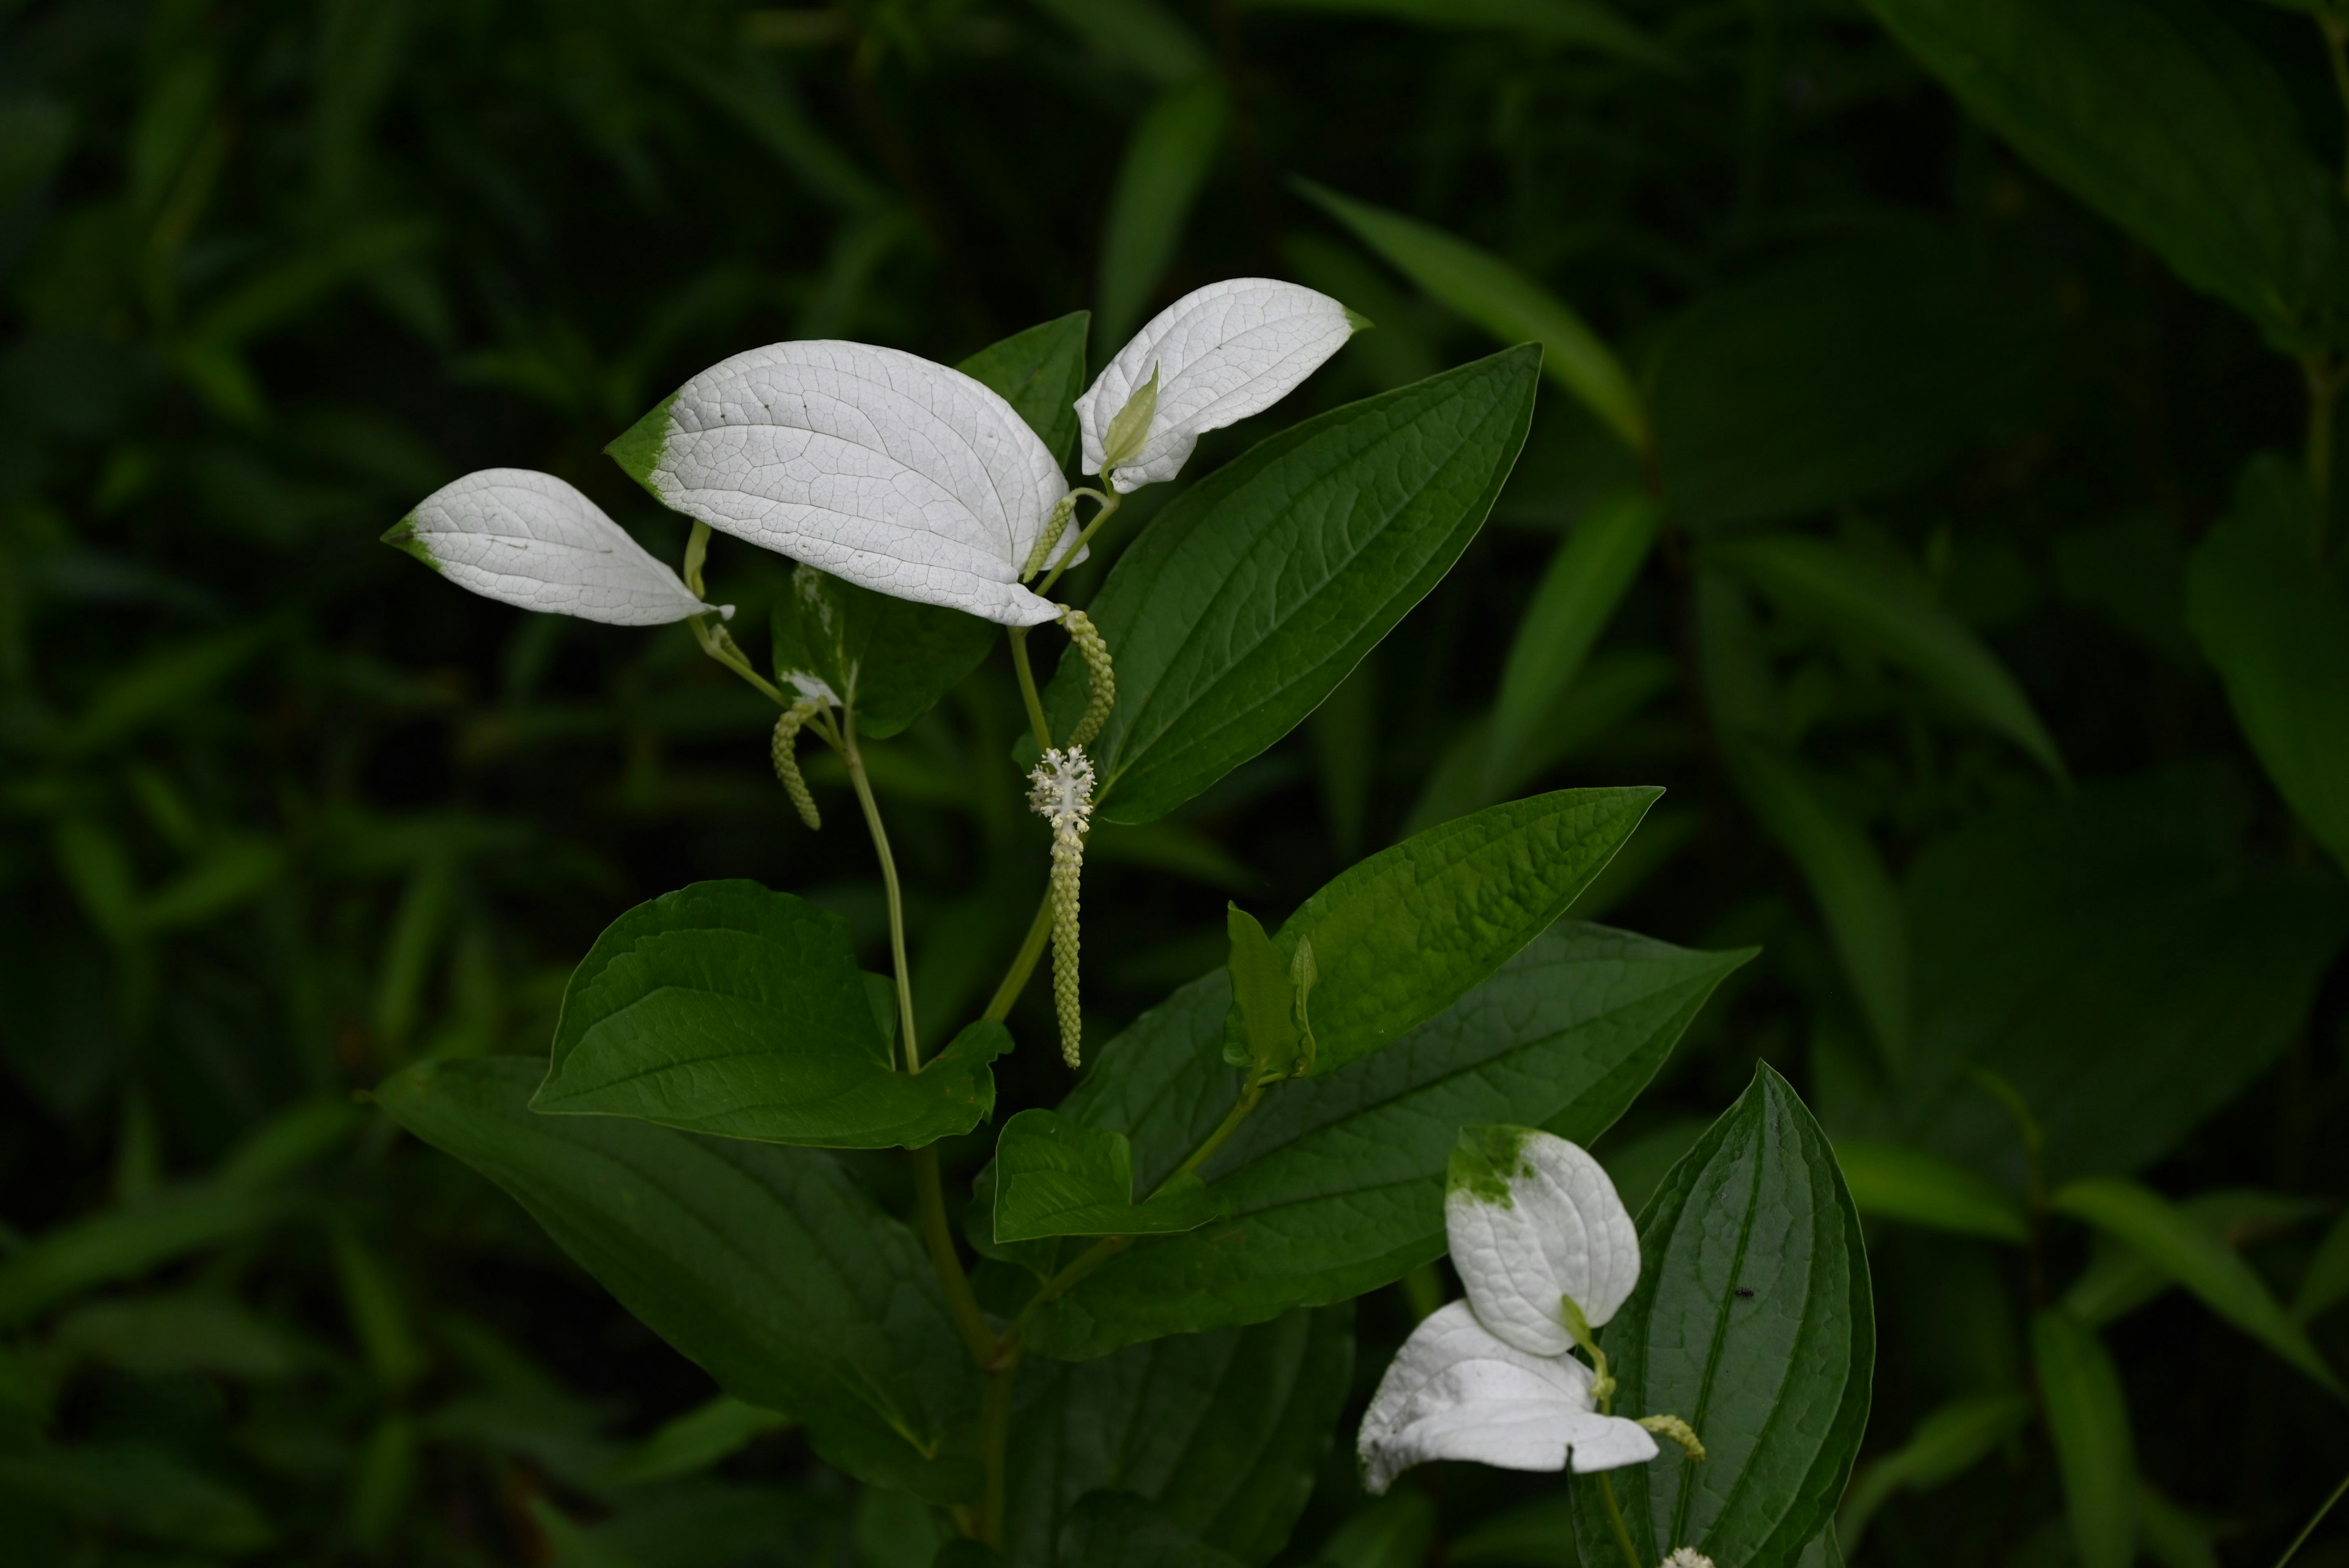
1034;491;1120;602
984;890;1055;1021
911;1144;996;1368
1163;1079;1264;1189
842;714;920;1072
2275;1465;2349;1568
694;616;789;706
978;1350;1021;1546
1008;628;1053;750
1596;1473;1648;1568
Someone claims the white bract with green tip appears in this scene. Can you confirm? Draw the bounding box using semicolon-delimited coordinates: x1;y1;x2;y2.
1075;277;1364;493
1357;1127;1658;1493
383;468;722;627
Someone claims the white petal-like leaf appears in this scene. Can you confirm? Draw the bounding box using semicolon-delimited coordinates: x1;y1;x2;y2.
1358;1300;1658;1495
612;341;1072;627
1448;1126;1641;1358
385;468;716;627
1076;278;1361;492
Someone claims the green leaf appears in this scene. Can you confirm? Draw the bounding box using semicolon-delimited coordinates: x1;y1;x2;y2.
1720;742;1910;1068
1097;81;1228;349
1834;1140;2028;1244
1702;533;2065;780
1020;923;1751;1358
593;1396;793;1488
375;1057;981;1501
2137;1481;2223;1568
1222;903;1307;1079
957;311;1092;470
2061;1189;2328;1329
1447;1495;1570;1567
1486;493;1658;793
1004;1307;1353;1565
53;1292;303;1381
993;1110;1227;1243
771;563;997;741
1296;183;1646;453
1028;0;1211;84
1242;0;1674;67
1900;764;2349;1182
1651;230;2061;529
2031;1309;2137;1568
0;1443;274;1553
2050;1178;2342;1396
1315;1491;1439;1567
1044;347;1540;823
2297;1208;2349;1324
1059;1492;1248;1568
1835;1392;2032;1552
0;1185;280;1328
1273;788;1658;1075
533;881;1010;1150
1861;0;2348;352
2186;455;2349;876
1573;1065;1874;1568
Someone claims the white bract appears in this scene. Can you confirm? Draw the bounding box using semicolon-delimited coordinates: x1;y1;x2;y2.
384;468;721;627
1358;1127;1658;1494
612;341;1078;628
1075;278;1362;493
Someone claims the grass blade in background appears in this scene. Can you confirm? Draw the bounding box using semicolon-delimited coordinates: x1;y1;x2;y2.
1835;1141;2028;1244
2032;1309;2137;1568
1096;80;1228;350
1836;1392;2033;1552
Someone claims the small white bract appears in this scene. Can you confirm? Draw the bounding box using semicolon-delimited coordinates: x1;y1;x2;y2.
1028;747;1097;1068
1661;1550;1716;1568
1357;1127;1661;1493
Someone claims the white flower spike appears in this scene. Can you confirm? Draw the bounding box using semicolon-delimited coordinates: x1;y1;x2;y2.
1075;278;1364;493
609;341;1077;627
1358;1126;1660;1494
384;469;722;627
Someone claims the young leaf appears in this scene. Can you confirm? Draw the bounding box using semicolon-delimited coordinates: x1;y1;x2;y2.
1572;1065;1874;1568
957;312;1091;469
533;881;1011;1150
1486;493;1658;794
771;564;995;739
1863;0;2348;352
1835;1392;2033;1552
2049;1178;2343;1396
992;1110;1226;1243
374;1058;981;1502
2186;456;2349;876
1833;1140;2028;1244
1296;182;1647;454
2031;1309;2137;1568
1044;347;1540;822
1702;533;2065;780
1222;904;1305;1079
1004;1306;1353;1566
1020;923;1753;1358
1097;81;1228;350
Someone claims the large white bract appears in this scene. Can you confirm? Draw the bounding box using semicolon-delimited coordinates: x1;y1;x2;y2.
1075;278;1362;493
384;468;719;627
1357;1128;1658;1493
615;341;1077;627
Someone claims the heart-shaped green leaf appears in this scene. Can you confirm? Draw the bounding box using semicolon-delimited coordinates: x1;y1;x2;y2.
993;1109;1226;1243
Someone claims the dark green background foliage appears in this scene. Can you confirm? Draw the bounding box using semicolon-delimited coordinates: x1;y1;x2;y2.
2;0;2347;1564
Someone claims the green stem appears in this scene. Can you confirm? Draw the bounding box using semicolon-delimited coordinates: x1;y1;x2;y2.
1008;627;1053;750
911;1144;996;1369
1596;1472;1648;1568
1163;1079;1264;1188
984;890;1055;1021
1034;489;1119;602
978;1349;1020;1546
841;715;919;1072
2274;1465;2349;1568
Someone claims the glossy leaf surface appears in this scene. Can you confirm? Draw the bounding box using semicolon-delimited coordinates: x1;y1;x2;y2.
993;1109;1226;1243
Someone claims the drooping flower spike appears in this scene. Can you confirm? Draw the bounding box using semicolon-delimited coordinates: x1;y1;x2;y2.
1357;1127;1663;1494
383;469;724;626
1075;278;1364;494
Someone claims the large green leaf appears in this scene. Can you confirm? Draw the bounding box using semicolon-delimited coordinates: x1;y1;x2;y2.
1862;0;2347;352
771;564;996;742
533;881;1010;1150
1295;183;1645;453
1574;1066;1874;1568
2031;1309;2137;1568
1897;765;2349;1183
1017;923;1752;1358
993;1110;1226;1243
2050;1178;2342;1396
1250;788;1658;1074
1702;533;2064;780
1650;229;2061;528
1004;1307;1353;1566
1045;347;1540;823
957;311;1091;470
2186;455;2349;876
375;1058;981;1502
